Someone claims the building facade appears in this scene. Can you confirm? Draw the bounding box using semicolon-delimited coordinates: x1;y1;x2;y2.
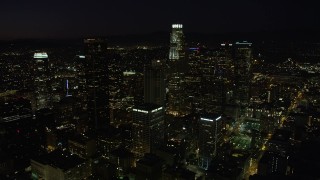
198;114;224;169
84;38;109;130
169;24;185;61
233;41;252;106
132;104;164;158
33;52;51;110
144;60;166;107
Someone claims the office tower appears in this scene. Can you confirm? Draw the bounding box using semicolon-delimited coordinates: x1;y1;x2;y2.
167;24;189;117
132;103;164;158
167;72;190;116
144;59;166;107
201;78;226;113
169;24;185;61
198;114;223;170
198;49;227;113
74;55;87;102
84;38;109;130
220;43;235;105
33;52;51;110
233;41;252;106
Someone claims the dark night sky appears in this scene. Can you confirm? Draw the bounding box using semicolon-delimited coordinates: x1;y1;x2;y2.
1;0;319;39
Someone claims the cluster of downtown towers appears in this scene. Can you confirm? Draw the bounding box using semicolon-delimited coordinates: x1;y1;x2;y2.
1;24;254;178
31;24;252;166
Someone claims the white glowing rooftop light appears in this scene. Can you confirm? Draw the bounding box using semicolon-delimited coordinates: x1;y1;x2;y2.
133;106;163;114
201;116;222;122
235;42;252;46
34;52;48;59
133;108;149;114
151;107;163;113
123;71;136;76
172;24;183;29
200;118;213;122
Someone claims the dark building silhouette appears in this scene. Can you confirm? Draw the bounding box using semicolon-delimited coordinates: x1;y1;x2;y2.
0;98;45;172
144;59;166;107
233;41;252;106
84;38;109;130
135;153;163;180
30;150;90;180
258;151;288;176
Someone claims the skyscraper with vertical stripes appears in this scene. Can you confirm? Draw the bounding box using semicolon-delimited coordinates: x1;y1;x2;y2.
84;38;109;130
33;52;51;110
169;24;185;61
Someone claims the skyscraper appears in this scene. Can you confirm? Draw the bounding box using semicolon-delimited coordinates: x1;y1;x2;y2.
33;52;51;110
198;114;223;170
233;41;252;106
144;60;166;107
167;24;188;116
169;24;185;61
132;103;164;158
74;55;87;103
84;38;109;130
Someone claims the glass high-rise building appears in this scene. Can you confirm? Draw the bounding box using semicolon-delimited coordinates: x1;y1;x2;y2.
169;24;185;60
167;24;189;117
198;114;223;170
132;103;164;158
33;52;51;110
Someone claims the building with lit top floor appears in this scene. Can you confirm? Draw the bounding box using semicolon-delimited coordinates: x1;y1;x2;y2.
198;114;224;169
132;103;164;158
169;24;185;61
33;52;51;110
